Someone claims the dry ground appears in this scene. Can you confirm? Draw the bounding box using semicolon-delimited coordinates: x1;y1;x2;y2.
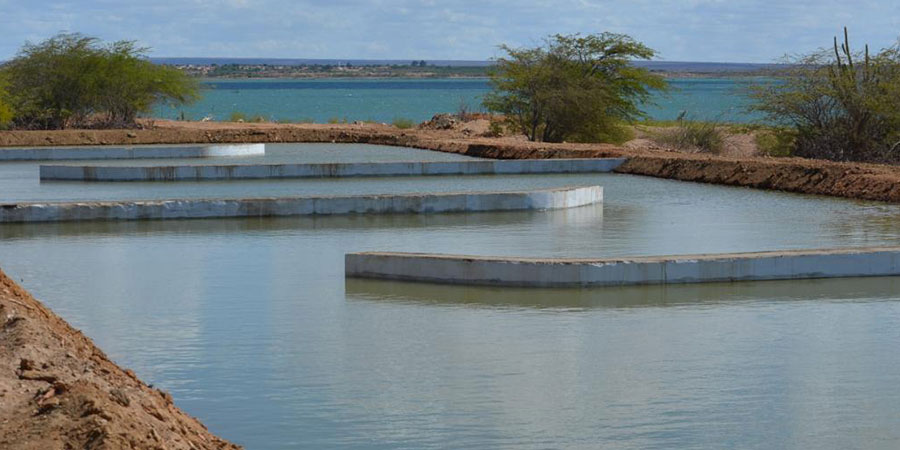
0;268;241;449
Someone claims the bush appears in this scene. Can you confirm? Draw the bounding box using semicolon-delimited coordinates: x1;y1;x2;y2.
754;128;796;157
391;117;415;129
483;32;666;143
0;73;13;129
486;118;506;137
456;99;472;121
650;115;724;154
1;33;199;129
749;28;900;162
276;117;314;124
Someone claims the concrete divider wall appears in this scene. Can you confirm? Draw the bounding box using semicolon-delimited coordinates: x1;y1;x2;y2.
345;247;900;287
39;158;627;181
0;143;264;161
0;185;602;223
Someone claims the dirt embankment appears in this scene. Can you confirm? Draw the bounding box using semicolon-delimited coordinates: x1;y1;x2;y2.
0;269;240;449
2;120;900;204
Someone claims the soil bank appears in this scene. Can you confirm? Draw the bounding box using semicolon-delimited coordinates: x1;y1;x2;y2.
0;269;240;449
2;120;898;203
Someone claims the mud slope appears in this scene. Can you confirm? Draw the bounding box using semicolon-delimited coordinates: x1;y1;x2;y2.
0;268;240;449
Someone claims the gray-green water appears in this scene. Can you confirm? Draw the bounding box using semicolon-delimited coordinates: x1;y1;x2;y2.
2;144;900;449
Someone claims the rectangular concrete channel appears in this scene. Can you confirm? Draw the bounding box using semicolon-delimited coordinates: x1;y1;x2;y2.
0;143;265;161
0;185;602;223
39;158;627;181
345;247;900;287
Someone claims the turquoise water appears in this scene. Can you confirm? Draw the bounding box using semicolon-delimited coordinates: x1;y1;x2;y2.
152;78;765;124
3;144;900;448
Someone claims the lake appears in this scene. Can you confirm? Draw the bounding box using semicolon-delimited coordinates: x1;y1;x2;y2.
152;78;766;124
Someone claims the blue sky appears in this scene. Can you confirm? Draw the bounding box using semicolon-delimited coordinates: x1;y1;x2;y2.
1;0;898;62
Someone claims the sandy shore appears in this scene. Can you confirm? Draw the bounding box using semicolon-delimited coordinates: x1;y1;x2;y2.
0;268;241;449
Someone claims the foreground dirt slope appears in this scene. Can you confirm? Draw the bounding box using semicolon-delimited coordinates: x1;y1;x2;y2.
2;120;898;203
0;269;240;449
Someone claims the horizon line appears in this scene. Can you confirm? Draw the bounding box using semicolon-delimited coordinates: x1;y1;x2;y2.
149;57;778;66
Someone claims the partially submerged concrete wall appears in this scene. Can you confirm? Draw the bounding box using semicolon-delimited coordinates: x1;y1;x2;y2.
0;185;602;223
39;158;627;181
0;143;264;161
345;247;900;287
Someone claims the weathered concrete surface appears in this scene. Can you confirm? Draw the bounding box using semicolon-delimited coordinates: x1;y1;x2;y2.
0;185;602;223
345;247;900;287
0;143;264;161
40;158;627;181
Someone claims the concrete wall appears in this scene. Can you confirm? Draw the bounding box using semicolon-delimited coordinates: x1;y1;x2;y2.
39;158;627;181
0;143;264;161
0;185;601;223
345;247;900;287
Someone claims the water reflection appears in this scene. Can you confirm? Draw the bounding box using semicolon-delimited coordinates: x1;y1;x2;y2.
346;276;900;310
4;148;900;448
0;205;603;241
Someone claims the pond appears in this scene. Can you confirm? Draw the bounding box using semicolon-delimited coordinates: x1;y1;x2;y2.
1;144;899;449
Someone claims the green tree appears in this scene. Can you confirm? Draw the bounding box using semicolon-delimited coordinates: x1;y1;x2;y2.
0;72;14;128
95;40;199;125
483;32;666;143
749;28;900;162
1;32;199;129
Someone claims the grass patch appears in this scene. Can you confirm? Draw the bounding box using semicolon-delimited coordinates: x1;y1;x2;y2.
391;117;416;129
228;112;268;123
754;128;796;157
275;117;315;124
648;118;725;154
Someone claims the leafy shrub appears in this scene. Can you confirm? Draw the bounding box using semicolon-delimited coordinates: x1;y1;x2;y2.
749;28;900;162
456;99;472;121
0;73;13;129
483;32;666;143
391;117;416;129
327;117;348;124
650;115;724;153
754;128;796;157
228;112;267;123
486;118;506;137
1;33;199;129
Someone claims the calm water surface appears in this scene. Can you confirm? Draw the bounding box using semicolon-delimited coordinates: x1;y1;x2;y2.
152;78;766;123
1;144;899;449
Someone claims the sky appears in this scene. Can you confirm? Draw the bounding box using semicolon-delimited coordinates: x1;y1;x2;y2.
1;0;899;63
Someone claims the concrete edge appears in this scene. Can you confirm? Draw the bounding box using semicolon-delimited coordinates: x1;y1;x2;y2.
0;185;602;223
0;143;264;161
38;158;627;182
344;246;900;287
